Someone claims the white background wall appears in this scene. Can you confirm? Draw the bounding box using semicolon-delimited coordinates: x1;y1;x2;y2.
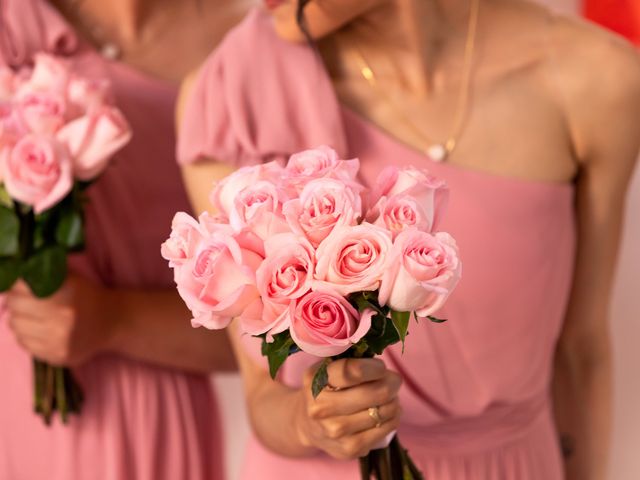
212;2;640;479
609;167;640;480
213;375;249;480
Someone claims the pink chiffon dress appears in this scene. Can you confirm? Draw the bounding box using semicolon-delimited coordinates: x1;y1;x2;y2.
0;1;223;479
179;8;575;480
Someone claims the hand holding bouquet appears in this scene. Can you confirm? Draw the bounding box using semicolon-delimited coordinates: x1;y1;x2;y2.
162;146;461;479
0;54;131;424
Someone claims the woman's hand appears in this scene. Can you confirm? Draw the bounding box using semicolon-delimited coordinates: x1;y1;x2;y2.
5;276;116;366
293;358;403;460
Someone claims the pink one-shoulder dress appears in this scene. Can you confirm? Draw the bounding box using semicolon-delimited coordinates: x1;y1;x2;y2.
0;1;223;479
179;8;575;480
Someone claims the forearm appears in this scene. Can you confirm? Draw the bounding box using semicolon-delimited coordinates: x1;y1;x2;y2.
230;326;316;457
246;373;317;457
105;287;236;373
552;336;612;480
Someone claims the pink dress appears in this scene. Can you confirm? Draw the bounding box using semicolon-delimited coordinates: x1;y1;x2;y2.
0;1;223;479
180;8;575;480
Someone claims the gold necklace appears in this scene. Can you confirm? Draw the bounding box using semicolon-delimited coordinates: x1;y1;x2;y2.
58;0;123;59
352;0;480;162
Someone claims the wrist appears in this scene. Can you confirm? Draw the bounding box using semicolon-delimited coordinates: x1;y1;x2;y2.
291;389;316;454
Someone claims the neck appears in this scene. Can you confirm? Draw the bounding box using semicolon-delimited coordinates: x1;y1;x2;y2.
342;0;480;92
55;0;167;41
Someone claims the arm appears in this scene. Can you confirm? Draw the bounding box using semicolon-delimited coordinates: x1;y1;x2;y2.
551;27;640;480
105;284;236;372
6;276;236;373
229;323;402;459
4;70;240;374
176;75;402;459
178;133;402;460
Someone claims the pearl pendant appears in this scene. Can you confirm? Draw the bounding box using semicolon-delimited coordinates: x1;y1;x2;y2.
426;144;447;162
100;43;121;60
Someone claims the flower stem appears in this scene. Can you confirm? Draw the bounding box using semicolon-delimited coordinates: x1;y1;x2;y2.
375;447;393;480
359;455;372;479
55;367;68;423
33;358;44;413
41;364;55;425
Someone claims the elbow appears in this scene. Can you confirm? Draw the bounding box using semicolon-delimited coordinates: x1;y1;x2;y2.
555;326;612;375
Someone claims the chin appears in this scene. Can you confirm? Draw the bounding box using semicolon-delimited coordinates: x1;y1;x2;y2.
268;0;385;43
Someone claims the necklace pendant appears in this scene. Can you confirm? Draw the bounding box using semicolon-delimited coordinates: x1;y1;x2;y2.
100;43;121;60
427;144;448;163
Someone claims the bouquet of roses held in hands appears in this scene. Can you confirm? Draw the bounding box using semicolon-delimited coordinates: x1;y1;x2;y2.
0;54;131;424
162;146;461;480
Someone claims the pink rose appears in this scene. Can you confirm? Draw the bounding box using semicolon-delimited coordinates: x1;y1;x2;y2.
290;289;374;357
370;193;432;238
0;134;72;213
240;234;315;336
379;229;461;316
0;67;16;101
16;90;66;135
67;76;110;114
0;103;27;149
283;178;362;247
174;230;263;330
23;54;70;94
314;223;393;296
210;161;284;217
229;180;290;240
284;145;359;192
372;166;448;232
161;212;206;267
56;106;131;180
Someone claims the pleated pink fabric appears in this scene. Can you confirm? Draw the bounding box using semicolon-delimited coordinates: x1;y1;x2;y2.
179;8;575;480
0;1;223;479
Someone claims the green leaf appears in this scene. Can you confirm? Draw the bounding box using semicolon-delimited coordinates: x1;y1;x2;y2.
0;257;20;291
365;313;401;355
32;221;46;251
0;186;11;209
427;315;447;323
0;206;19;256
21;246;67;297
391;310;411;352
351;339;370;358
55;208;84;250
261;332;295;379
351;292;373;313
350;291;388;318
311;360;329;399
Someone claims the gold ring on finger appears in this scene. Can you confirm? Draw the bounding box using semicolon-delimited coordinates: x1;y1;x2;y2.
368;406;382;428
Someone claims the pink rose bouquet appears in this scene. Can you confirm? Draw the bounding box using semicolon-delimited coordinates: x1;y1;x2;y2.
0;54;131;424
162;146;461;480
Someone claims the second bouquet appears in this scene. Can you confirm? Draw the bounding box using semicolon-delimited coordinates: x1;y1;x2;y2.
0;54;131;424
162;145;461;480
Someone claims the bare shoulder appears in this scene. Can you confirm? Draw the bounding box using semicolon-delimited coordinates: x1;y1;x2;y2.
544;14;640;167
550;14;640;94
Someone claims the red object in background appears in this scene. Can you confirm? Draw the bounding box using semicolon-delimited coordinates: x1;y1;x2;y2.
584;0;640;44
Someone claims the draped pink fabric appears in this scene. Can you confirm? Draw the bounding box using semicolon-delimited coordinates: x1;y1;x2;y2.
0;1;223;479
180;9;576;479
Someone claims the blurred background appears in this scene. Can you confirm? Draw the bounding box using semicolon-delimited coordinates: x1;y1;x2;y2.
214;0;640;478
